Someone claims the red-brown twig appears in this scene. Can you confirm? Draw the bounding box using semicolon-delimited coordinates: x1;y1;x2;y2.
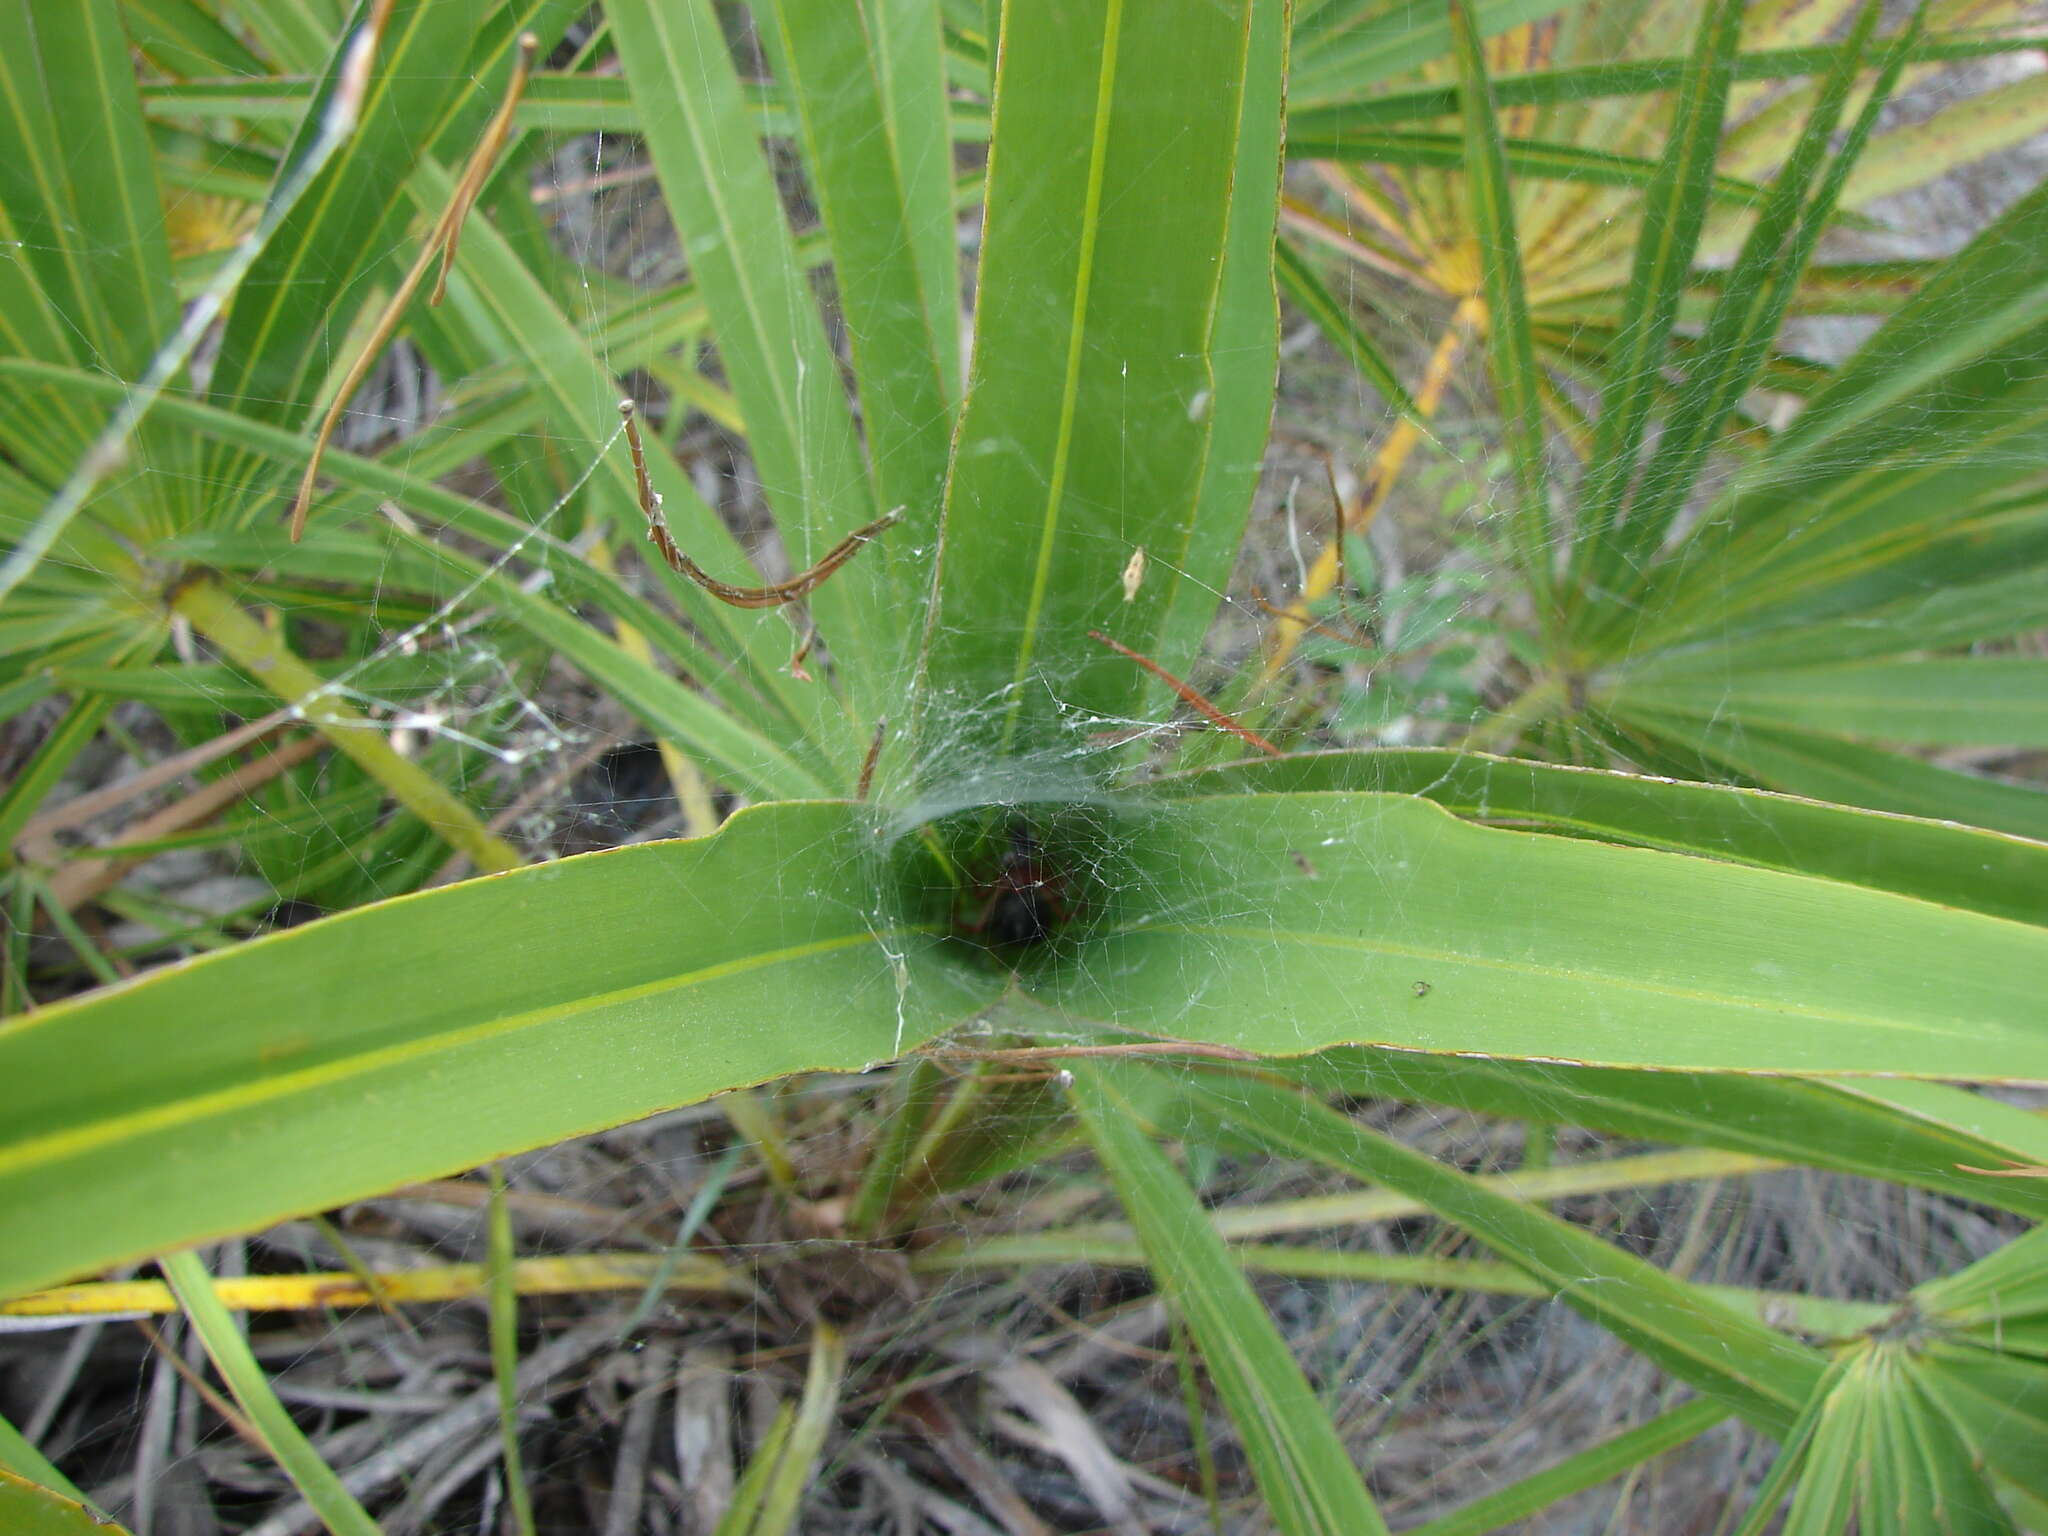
855;716;888;801
1087;631;1283;756
1249;590;1378;654
289;33;539;541
619;400;900;609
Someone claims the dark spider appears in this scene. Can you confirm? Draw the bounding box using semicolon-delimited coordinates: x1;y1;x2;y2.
951;820;1076;950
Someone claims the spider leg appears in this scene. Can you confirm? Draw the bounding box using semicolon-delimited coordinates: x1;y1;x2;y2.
955;886;1003;937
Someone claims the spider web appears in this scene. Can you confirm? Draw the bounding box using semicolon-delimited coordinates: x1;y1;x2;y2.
7;8;2047;1533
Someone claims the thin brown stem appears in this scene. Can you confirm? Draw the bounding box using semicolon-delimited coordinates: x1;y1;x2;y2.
428;35;539;307
1087;630;1283;757
1324;454;1349;601
1259;293;1479;681
134;1319;265;1451
1249;591;1377;654
855;716;888;801
14;709;297;858
289;33;538;542
46;733;326;912
618;399;900;608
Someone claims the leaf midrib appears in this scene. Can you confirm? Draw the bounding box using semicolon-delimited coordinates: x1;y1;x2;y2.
1003;0;1126;750
1099;921;2021;1042
0;927;915;1180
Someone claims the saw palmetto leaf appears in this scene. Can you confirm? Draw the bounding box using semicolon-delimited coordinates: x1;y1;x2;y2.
6;0;2048;1524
